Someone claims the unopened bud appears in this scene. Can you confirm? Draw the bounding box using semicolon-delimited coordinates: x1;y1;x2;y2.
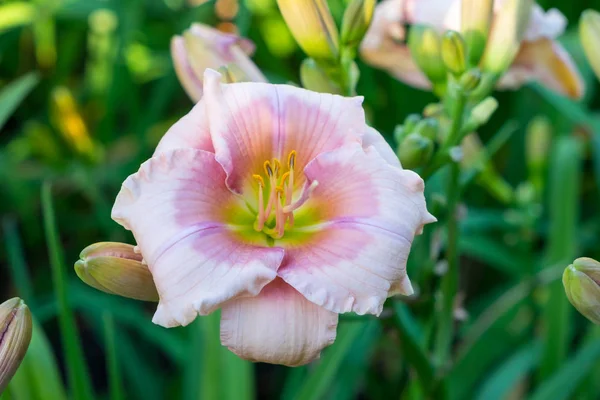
408;25;447;85
277;0;340;61
300;58;343;94
393;126;407;145
481;0;533;75
563;258;600;324
526;116;552;194
341;0;376;52
423;103;444;118
403;114;421;132
465;96;498;130
580;10;600;81
441;31;467;77
397;133;434;170
459;68;482;92
75;242;159;302
0;298;32;393
413;118;439;140
461;0;493;66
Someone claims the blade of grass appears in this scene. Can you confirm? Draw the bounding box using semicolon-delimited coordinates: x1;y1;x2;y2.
538;137;582;379
104;312;124;400
294;321;372;400
42;181;94;400
2;216;34;305
0;73;39;131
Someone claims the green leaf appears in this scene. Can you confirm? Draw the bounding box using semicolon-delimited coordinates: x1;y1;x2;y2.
2;217;34;309
0;73;39;131
529;339;600;400
42;182;94;400
475;341;542;400
0;2;36;33
104;313;124;400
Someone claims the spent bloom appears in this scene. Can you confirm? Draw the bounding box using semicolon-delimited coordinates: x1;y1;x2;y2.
563;258;600;324
111;69;435;366
360;0;584;99
0;298;32;392
171;23;266;102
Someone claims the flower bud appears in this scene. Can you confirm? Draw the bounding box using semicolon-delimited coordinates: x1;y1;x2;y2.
75;242;159;302
481;0;533;75
340;0;376;52
300;58;343;94
0;298;32;393
526;116;552;194
423;103;444;118
441;31;467;77
563;258;600;324
413;118;439;141
464;96;498;131
580;10;600;81
171;23;266;102
397;133;434;170
277;0;340;62
408;25;447;86
461;0;493;66
403;114;422;132
459;68;482;92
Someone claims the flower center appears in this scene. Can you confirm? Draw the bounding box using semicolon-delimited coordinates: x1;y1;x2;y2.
252;150;311;240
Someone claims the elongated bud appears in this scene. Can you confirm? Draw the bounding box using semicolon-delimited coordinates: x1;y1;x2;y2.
341;0;376;52
397;133;434;170
461;0;493;66
563;258;600;324
75;242;159;302
459;68;482;92
0;298;32;393
481;0;533;75
441;31;467;77
300;58;343;94
463;96;498;132
580;10;600;81
408;25;447;86
277;0;340;61
526;116;552;194
171;23;266;102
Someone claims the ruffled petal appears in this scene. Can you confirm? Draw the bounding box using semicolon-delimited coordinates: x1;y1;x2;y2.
278;144;436;315
154;100;214;155
202;69;365;193
111;148;284;327
499;39;584;99
220;278;338;367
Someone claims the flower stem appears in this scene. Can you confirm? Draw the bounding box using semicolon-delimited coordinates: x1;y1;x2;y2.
433;91;468;368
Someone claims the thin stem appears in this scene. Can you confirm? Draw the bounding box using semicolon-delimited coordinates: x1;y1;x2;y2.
433;92;468;368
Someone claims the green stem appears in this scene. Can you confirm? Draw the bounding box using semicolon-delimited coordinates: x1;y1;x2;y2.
433;93;467;368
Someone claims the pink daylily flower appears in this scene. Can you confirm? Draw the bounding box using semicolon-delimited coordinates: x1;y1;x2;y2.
171;23;266;102
360;0;584;99
112;69;435;366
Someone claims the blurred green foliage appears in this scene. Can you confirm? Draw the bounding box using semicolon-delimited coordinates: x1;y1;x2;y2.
1;0;600;399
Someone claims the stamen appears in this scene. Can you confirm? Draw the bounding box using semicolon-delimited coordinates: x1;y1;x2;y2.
263;161;273;177
283;180;318;213
274;187;285;239
253;175;266;231
288;150;296;169
272;159;281;178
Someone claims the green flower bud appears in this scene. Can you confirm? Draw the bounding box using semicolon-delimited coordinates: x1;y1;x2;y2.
461;0;493;66
459;68;482;92
408;25;447;85
397;133;434;170
277;0;340;62
563;258;600;324
300;58;343;94
441;31;467;77
403;114;422;132
414;118;440;140
0;298;32;393
393;126;407;145
423;103;444;118
481;0;533;75
75;242;159;302
580;10;600;82
464;96;498;131
340;0;376;52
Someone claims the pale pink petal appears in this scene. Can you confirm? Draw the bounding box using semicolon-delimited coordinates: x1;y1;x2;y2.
153;100;214;156
361;127;401;168
171;36;204;102
220;278;338;367
202;69;365;193
111;148;284;327
278;145;436;315
499;39;585;99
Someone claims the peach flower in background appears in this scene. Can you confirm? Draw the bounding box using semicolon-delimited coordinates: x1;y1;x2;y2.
171;23;266;102
111;69;435;366
360;0;584;99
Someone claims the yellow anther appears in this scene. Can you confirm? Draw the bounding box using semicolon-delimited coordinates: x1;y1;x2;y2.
272;159;281;177
275;186;285;195
253;174;265;187
279;171;290;186
263;161;273;177
288;150;296;169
